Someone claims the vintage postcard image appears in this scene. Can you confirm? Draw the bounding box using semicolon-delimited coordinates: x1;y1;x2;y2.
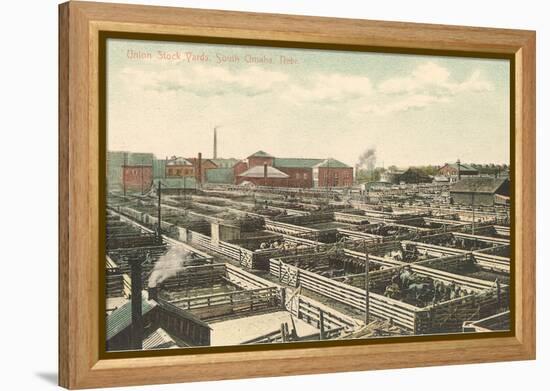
104;38;511;352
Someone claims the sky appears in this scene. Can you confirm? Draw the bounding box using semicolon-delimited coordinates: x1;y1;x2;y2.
106;38;510;168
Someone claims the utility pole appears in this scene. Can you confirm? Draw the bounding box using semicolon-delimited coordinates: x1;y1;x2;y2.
325;158;330;202
364;240;370;325
472;192;475;235
140;165;144;195
157;181;162;240
123;152;128;196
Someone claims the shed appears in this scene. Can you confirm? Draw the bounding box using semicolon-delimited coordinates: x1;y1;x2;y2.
450;177;510;206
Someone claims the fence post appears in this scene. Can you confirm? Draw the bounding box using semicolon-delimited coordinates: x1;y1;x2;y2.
319;309;325;340
496;279;501;309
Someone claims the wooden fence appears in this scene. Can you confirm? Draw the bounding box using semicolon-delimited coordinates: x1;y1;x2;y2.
186;230;258;268
225;263;279;290
287;294;361;335
415;286;509;334
159;264;226;290
269;256;505;334
269;258;417;332
264;219;318;235
404;240;510;273
169;286;280;321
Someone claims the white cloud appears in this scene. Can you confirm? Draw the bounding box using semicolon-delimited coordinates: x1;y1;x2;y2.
118;60;493;116
357;94;447;115
119;65;289;97
287;73;373;104
379;62;492;96
288;61;493;115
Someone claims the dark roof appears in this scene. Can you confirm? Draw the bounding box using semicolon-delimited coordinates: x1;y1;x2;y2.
248;150;274;158
238;165;290;178
106;293;157;340
441;163;478;173
273;158;323;168
402;167;431;176
451;177;509;194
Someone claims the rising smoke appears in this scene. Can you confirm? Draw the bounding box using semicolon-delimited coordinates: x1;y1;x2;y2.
357;147;377;172
148;246;191;288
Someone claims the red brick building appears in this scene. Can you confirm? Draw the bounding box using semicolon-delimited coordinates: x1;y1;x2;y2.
247;150;274;168
438;162;479;178
122;165;153;193
186;157;217;184
165;157;194;178
233;160;248;177
241;151;353;188
314;159;354;187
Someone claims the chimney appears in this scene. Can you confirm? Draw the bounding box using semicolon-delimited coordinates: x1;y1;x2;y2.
129;257;144;350
148;285;158;302
457;159;461;181
213;127;218;159
263;163;268;186
197;152;202;186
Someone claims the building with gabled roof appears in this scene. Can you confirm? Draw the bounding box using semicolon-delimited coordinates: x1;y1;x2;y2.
107;151;155;192
242;150;353;188
247;150;275;168
398;168;433;184
312;158;354;187
165;156;194;178
248;150;274;158
450;177;510;206
439;162;479;179
273;157;324;168
236;165;290;186
106;291;211;352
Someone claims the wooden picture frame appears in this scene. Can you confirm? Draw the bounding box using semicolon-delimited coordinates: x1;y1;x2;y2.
59;1;536;389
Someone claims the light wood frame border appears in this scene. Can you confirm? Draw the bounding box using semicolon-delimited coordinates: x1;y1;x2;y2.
59;1;536;389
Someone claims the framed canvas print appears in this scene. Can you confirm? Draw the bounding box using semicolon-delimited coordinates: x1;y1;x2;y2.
59;1;536;389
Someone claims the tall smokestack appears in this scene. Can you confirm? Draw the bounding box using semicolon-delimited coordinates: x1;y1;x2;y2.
263;163;268;187
197;152;203;186
213;127;218;159
129;257;144;350
457;159;461;181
